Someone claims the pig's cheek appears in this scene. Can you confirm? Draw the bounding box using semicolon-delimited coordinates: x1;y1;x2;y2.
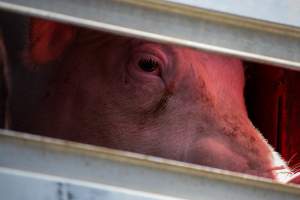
121;51;171;112
186;137;249;172
119;69;166;112
123;78;166;111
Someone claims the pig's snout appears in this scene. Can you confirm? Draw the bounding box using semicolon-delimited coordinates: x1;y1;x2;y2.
185;136;274;179
287;173;300;184
271;151;296;183
185;135;293;182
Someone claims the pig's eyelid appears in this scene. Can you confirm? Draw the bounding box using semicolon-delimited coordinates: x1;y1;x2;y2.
137;56;161;75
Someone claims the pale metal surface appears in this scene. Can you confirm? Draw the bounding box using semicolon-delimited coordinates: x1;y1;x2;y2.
168;0;300;27
0;167;180;200
0;130;300;200
0;0;299;70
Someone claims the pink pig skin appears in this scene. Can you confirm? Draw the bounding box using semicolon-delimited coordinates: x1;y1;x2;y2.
12;19;295;182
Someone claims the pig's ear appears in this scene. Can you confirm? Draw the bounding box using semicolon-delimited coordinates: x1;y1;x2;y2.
26;18;76;65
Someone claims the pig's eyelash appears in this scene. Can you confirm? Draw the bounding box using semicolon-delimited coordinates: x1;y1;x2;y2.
139;58;158;66
138;57;160;73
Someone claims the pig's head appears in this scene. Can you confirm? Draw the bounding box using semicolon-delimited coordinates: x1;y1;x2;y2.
15;19;292;181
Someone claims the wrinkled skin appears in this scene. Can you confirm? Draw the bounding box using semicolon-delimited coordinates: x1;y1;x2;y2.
13;19;300;183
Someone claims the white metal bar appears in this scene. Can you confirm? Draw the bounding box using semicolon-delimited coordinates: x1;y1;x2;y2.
167;0;300;27
0;167;181;200
0;130;300;200
0;0;299;70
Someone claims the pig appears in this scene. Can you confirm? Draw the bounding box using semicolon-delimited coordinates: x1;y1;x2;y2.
10;19;299;183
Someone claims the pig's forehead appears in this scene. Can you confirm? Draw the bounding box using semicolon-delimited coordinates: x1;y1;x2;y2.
78;29;242;67
129;39;177;55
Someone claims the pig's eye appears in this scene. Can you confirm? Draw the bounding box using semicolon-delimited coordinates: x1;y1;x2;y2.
128;51;164;78
138;58;160;73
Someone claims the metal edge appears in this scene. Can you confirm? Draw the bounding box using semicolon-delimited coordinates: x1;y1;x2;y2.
121;0;300;38
0;1;300;70
1;129;300;195
0;166;184;200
